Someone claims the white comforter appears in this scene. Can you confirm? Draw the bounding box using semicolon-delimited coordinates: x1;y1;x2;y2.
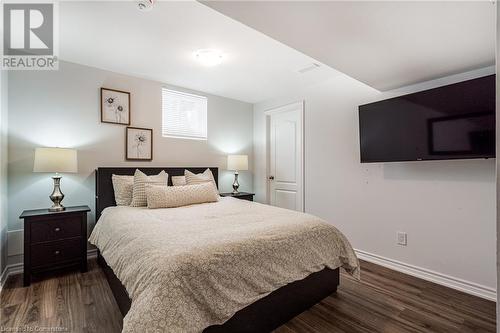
89;197;359;333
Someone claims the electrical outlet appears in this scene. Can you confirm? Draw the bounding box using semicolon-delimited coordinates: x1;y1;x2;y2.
397;232;407;246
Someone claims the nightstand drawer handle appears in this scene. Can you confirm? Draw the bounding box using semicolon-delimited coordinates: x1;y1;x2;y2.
54;250;60;255
54;227;61;232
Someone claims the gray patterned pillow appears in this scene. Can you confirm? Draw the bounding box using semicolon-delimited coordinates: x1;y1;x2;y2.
184;168;217;189
130;169;169;207
146;183;219;208
112;174;134;206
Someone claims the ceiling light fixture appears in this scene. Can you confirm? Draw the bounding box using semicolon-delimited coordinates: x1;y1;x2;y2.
137;0;154;12
194;49;224;67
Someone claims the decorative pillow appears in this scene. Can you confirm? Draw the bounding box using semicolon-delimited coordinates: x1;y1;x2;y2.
171;175;187;186
146;183;219;209
130;169;169;207
112;175;134;206
184;168;217;189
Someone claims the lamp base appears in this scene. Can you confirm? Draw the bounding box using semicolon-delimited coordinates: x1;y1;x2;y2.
49;175;65;212
232;172;240;194
48;205;65;212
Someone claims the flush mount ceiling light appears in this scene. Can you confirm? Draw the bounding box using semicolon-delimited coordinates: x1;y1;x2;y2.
194;49;225;67
137;0;155;12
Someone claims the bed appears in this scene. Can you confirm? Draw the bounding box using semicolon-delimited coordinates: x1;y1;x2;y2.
91;167;359;333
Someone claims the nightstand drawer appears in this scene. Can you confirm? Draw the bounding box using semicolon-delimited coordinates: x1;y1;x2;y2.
30;217;81;243
31;238;82;267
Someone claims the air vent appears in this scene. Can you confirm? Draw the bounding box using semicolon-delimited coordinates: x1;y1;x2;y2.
298;63;320;74
137;0;155;11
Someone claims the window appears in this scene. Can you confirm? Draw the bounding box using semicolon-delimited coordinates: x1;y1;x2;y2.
162;88;208;140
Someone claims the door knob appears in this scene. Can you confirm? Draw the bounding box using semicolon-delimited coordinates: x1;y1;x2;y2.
269;176;274;180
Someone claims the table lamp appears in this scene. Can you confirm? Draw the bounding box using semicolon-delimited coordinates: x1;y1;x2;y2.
227;155;248;194
33;147;78;212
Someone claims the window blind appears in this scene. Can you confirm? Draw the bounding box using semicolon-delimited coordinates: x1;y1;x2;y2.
162;88;208;140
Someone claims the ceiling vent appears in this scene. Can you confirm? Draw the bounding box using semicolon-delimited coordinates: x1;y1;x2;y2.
298;63;320;74
137;0;155;12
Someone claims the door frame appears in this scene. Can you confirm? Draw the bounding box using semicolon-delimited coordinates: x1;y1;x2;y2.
264;101;305;212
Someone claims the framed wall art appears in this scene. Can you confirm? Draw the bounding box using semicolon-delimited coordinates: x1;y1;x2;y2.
126;127;153;161
101;87;130;125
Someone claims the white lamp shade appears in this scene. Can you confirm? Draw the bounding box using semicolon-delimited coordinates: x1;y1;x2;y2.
33;148;78;173
227;155;248;171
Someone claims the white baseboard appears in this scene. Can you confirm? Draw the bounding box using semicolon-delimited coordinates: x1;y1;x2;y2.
0;262;23;293
355;249;496;302
0;249;99;293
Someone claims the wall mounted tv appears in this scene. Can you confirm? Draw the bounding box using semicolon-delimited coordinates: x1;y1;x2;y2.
358;75;495;163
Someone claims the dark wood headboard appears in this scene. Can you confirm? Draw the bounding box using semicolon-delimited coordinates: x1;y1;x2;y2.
95;167;218;220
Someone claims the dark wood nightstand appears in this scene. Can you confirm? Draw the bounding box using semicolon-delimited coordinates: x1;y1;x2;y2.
219;192;255;201
20;205;90;286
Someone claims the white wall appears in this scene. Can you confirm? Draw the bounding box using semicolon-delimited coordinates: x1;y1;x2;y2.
0;70;8;276
6;61;253;263
254;67;496;298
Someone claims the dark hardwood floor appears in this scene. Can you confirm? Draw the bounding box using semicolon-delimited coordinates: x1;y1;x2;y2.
277;261;495;333
1;259;495;333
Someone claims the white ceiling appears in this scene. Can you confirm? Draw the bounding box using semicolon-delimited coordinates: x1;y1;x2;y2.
202;1;496;91
59;1;341;103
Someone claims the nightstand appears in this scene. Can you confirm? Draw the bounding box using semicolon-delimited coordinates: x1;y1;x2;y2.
219;192;255;201
20;205;90;286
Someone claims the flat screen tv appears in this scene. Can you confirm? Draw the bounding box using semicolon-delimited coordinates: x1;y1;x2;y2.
358;75;495;163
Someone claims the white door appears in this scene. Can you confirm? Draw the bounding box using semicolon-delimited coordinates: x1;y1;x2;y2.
268;103;304;211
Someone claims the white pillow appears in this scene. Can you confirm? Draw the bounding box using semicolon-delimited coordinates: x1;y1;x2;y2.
130;169;169;207
146;183;219;209
171;175;187;186
184;168;217;189
112;175;134;206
